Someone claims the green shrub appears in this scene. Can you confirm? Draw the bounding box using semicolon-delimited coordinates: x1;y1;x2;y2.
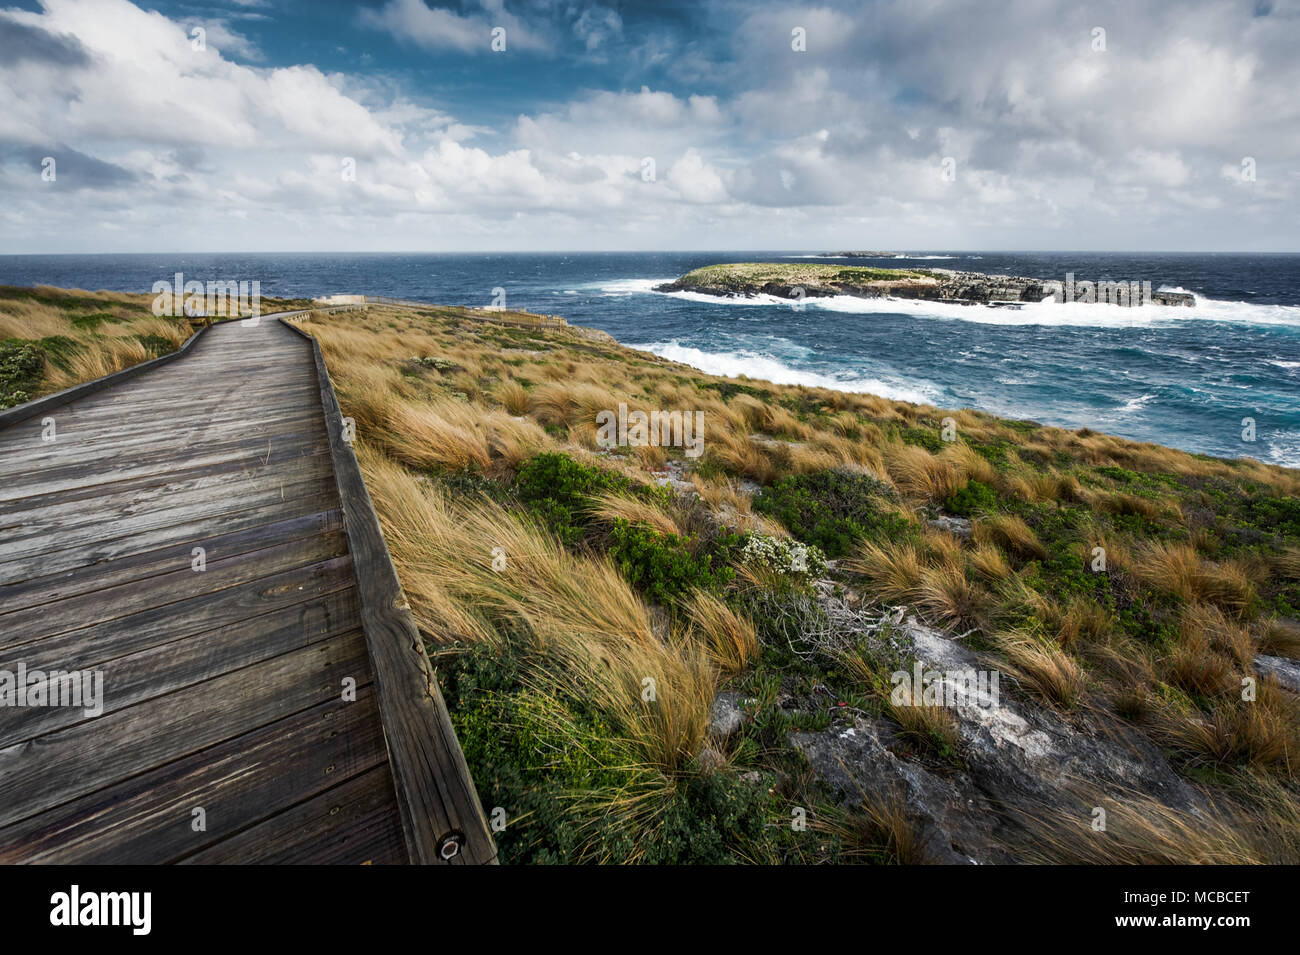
0;338;45;409
444;641;771;864
514;452;633;544
753;469;913;558
606;520;732;604
899;426;943;452
944;479;997;516
135;334;173;357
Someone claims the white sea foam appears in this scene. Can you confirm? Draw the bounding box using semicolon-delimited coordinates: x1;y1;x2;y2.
596;277;674;295
637;339;942;405
1262;430;1300;469
1117;393;1157;414
639;280;1300;329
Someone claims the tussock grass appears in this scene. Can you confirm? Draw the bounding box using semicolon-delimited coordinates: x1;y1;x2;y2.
361;446;717;772
1012;784;1296;864
588;489;681;538
686;592;758;675
992;630;1086;708
1134;540;1257;616
1258;618;1300;659
974;513;1048;562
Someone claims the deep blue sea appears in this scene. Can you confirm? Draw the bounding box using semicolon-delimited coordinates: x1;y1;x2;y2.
2;251;1298;467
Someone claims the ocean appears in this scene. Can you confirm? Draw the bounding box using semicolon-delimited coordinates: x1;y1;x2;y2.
2;250;1298;467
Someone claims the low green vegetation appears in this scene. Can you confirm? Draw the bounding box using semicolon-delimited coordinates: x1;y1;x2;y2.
0;338;46;409
754;469;913;557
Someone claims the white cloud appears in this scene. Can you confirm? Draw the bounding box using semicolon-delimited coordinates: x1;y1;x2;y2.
1;0;1298;253
358;0;549;54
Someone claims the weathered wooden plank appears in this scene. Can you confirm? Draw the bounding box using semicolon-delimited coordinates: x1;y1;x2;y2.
0;487;340;585
0;683;389;864
0;628;372;830
0;469;335;552
0;509;343;613
0;553;356;663
0;444;333;517
0;528;347;643
178;765;406;865
0;586;361;747
0;427;328;502
0;402;323;461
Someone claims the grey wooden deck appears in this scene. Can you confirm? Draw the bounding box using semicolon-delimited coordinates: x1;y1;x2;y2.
0;314;493;864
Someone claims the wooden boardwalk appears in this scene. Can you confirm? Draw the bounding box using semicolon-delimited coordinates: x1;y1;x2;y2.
0;314;494;864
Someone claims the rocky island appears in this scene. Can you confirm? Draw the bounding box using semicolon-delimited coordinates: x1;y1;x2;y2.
656;262;1196;307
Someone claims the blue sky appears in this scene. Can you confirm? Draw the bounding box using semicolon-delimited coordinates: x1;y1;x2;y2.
2;0;1298;252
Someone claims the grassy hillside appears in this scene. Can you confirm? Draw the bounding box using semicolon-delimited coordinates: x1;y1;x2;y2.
291;302;1300;864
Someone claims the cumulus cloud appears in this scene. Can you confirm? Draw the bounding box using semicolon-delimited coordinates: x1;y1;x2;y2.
358;0;549;54
1;0;1297;252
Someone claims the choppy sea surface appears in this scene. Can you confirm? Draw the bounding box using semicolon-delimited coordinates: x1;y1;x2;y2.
2;251;1298;467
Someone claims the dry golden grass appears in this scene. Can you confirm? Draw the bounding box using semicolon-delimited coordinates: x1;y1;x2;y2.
914;563;987;631
1258;618;1300;659
845;538;925;606
1148;697;1295;771
1051;597;1113;649
812;793;931;864
1011;786;1291;864
940;441;998;485
45;338;151;388
587;489;681;538
1278;547;1300;581
1133;540;1256;616
495;379;531;416
882;442;965;502
966;542;1014;583
974;513;1048;562
685;591;758;675
360;445;719;773
992;630;1086;708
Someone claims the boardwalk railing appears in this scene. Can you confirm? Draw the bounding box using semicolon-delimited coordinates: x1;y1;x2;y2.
281;316;497;864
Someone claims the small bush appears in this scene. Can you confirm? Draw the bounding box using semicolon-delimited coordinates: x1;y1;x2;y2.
515;451;633;544
0;338;45;409
37;335;81;370
944;479;997;516
754;468;912;557
739;533;827;585
606;520;731;605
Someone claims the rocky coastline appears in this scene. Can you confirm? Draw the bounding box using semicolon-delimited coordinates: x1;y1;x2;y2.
656;263;1196;307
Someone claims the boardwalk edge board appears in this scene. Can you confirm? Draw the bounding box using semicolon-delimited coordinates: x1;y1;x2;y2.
282;314;499;866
